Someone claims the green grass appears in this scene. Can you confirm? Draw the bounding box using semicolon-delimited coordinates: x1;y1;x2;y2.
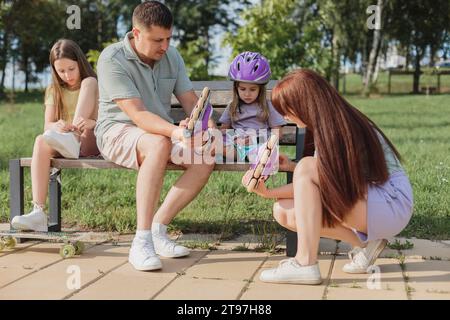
1;90;449;239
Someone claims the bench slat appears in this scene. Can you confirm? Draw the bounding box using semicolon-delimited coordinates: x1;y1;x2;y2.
19;158;290;172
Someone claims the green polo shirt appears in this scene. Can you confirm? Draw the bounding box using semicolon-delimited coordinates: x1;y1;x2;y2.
95;31;193;150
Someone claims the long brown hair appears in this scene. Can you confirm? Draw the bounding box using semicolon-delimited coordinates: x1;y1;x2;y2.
47;39;96;121
272;69;402;227
230;81;269;122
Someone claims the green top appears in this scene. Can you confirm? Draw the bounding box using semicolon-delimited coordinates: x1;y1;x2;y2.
95;31;193;150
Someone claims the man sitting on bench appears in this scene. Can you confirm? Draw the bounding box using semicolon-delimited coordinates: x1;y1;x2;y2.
95;1;214;271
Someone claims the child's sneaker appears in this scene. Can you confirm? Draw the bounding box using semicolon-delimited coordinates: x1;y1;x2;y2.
128;238;162;271
342;239;388;274
11;204;48;232
43;129;80;159
242;134;279;192
260;258;322;285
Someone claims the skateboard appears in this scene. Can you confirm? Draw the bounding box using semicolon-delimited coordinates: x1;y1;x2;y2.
0;230;96;259
243;134;279;192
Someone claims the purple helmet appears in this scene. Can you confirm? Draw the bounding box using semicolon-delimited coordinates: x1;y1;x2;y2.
228;51;271;84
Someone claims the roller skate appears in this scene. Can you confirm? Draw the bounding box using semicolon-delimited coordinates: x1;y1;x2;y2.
243;134;279;192
183;87;213;153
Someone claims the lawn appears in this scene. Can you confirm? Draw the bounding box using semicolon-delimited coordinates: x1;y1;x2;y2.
0;89;449;239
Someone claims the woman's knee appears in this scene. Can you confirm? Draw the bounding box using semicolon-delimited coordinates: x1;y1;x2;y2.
293;156;318;182
273;202;286;224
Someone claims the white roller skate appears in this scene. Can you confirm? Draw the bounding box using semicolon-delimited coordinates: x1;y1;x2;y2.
243;134;279;192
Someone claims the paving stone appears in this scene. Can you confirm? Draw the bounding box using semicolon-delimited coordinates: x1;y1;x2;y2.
404;258;450;300
71;250;208;300
0;243;129;299
326;256;407;300
241;255;332;300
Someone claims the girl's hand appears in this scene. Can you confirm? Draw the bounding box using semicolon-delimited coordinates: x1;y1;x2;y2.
73;117;96;132
53;120;77;133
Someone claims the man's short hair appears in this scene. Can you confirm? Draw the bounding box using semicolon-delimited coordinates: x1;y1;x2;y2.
132;1;173;30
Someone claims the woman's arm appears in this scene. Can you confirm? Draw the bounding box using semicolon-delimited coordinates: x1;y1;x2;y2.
251;180;294;199
44;104;76;132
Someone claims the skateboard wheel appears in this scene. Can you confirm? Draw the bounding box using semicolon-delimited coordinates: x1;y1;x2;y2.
74;241;85;255
4;236;16;249
60;244;76;259
246;178;258;192
253;163;264;179
267;135;278;149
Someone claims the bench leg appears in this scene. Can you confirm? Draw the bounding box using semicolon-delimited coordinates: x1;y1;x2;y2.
48;169;61;232
285;172;297;257
9;159;24;225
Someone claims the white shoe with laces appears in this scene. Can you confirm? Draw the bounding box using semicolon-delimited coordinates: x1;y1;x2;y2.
128;238;162;271
259;258;322;285
11;204;48;232
43;129;80;159
342;239;388;274
152;223;190;258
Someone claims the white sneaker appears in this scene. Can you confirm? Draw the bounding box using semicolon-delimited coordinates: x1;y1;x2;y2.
128;238;162;271
11;204;48;232
259;258;322;285
342;239;388;274
42;129;80;159
153;234;190;258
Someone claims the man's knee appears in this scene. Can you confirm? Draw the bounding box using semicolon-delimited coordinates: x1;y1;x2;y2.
138;134;172;160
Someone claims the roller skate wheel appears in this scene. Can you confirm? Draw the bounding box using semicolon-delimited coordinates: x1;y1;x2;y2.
4;236;16;249
192;106;201;120
74;241;85;255
259;150;271;164
246;178;258;192
253;163;264;179
60;244;76;259
187;119;195;130
200;87;210;99
267;135;278;149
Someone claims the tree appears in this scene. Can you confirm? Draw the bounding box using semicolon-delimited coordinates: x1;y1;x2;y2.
165;0;249;79
224;0;330;79
389;0;450;93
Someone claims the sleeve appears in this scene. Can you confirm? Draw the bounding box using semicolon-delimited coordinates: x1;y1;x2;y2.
173;49;194;96
97;56;141;101
44;86;54;106
219;104;232;125
267;100;287;127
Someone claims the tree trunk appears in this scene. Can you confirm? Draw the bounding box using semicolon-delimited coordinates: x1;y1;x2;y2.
413;46;423;94
363;0;383;96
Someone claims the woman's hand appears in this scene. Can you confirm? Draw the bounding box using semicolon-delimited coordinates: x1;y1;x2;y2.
52;120;77;133
242;170;270;198
73;117;96;132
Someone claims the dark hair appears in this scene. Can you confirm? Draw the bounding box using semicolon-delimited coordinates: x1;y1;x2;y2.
48;39;96;121
132;1;173;30
272;69;402;228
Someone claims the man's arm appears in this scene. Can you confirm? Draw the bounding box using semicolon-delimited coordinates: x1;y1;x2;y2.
115;98;184;141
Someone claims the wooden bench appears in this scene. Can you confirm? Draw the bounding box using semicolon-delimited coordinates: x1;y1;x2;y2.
9;81;314;256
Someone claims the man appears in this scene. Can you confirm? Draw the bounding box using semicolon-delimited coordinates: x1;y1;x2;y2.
95;1;214;271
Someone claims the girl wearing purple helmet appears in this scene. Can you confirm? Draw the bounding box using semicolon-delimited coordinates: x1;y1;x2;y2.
218;52;286;164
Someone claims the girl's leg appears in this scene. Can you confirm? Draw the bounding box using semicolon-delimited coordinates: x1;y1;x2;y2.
31;135;58;206
73;77;99;156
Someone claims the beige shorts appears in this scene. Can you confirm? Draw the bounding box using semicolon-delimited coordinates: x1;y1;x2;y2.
99;123;146;170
